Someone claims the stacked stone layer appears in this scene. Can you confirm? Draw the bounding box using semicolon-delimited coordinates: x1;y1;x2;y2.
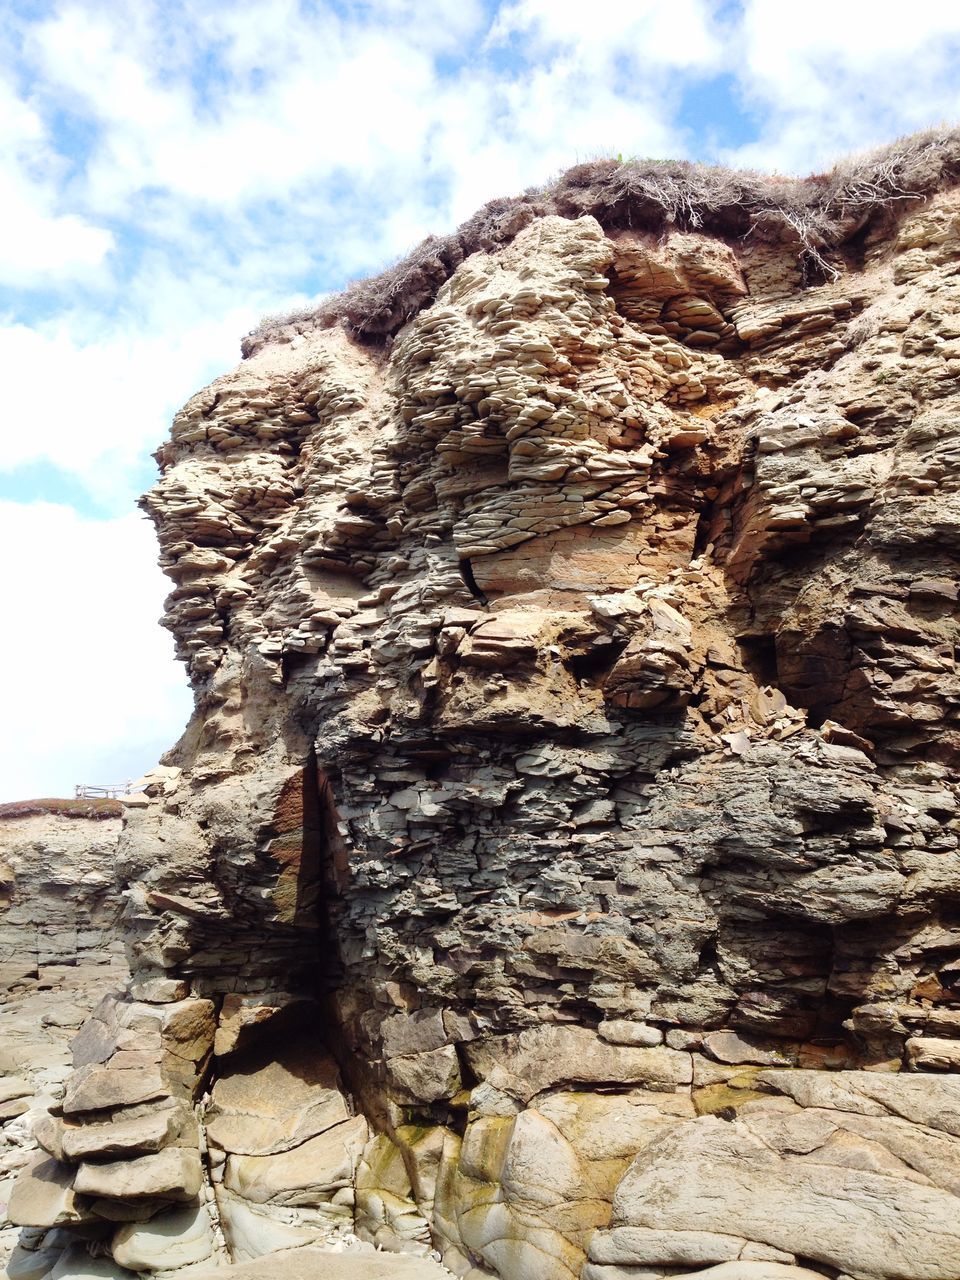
7;190;960;1279
0;806;129;1274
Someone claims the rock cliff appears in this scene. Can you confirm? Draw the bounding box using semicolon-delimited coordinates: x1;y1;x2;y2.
7;142;960;1280
0;801;127;1271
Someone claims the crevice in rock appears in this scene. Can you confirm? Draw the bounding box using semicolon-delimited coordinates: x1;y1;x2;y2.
309;757;347;996
774;625;854;727
736;633;779;687
280;649;314;685
793;1254;842;1279
692;499;716;558
567;638;628;684
457;557;489;606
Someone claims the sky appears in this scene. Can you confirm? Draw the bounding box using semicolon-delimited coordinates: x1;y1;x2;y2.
3;0;960;801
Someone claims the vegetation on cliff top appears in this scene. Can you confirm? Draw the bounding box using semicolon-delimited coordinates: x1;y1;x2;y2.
244;125;960;355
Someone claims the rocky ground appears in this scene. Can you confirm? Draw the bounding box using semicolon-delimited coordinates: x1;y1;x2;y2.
4;168;960;1279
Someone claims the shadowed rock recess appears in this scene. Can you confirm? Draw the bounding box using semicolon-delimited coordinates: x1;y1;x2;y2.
7;145;960;1279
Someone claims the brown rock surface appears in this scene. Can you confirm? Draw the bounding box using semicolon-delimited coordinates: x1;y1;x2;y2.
0;806;128;1274
10;147;960;1279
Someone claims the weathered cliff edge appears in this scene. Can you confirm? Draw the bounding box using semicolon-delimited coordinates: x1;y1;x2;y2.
9;137;960;1280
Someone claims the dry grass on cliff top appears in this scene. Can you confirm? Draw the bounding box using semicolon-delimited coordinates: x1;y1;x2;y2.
0;797;123;821
244;125;960;356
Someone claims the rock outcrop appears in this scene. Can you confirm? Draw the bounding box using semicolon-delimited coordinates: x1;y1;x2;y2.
0;801;127;1273
8;153;960;1280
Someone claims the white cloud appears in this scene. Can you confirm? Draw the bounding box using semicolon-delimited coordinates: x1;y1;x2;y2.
27;0;697;225
491;0;722;72
727;0;960;171
0;309;250;504
0;76;113;283
29;3;464;210
0;501;192;803
3;0;960;800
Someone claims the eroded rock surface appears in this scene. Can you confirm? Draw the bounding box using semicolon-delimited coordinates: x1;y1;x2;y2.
0;802;127;1274
9;186;960;1279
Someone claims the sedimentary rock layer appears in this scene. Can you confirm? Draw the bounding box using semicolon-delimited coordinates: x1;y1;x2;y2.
8;166;960;1280
0;802;128;1273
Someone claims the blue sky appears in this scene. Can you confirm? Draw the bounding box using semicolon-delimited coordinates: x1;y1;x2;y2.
3;0;960;800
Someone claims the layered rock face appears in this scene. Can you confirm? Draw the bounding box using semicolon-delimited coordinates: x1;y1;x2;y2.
0;801;125;992
9;187;960;1279
0;802;127;1271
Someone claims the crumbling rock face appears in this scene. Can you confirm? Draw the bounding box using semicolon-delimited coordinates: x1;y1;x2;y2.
0;802;124;992
9;187;960;1279
0;804;128;1273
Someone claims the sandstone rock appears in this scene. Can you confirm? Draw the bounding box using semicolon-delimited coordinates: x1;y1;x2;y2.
465;1026;691;1102
534;1089;693;1163
205;1038;349;1156
6;1152;87;1227
160;998;216;1069
2;1242;66;1280
223;1114;368;1206
447;1106;614;1279
386;1044;462;1102
757;1070;960;1136
111;1202;220;1271
584;1266;825;1280
74;1147;203;1201
597;1020;663;1047
214;1188;343;1260
186;1245;452;1278
70;994;139;1070
0;803;123;989
702;1031;796;1066
39;166;960;1280
33;1111;67;1162
354;1126;443;1254
214;991;316;1056
381;1008;450;1057
62;1061;167;1114
906;1036;960;1070
127;976;189;1003
47;1245;137;1278
0;1079;31;1106
0;804;129;1275
0;1097;30;1122
59;1099;196;1161
588;1226;744;1266
605;1114;960;1279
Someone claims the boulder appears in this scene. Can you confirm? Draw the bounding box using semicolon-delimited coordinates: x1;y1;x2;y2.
59;1099;195;1160
111;1202;220;1271
74;1147;203;1201
386;1044;462;1103
7;1153;88;1228
465;1025;691;1103
205;1038;349;1156
605;1114;960;1279
223;1115;368;1206
62;1062;167;1115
